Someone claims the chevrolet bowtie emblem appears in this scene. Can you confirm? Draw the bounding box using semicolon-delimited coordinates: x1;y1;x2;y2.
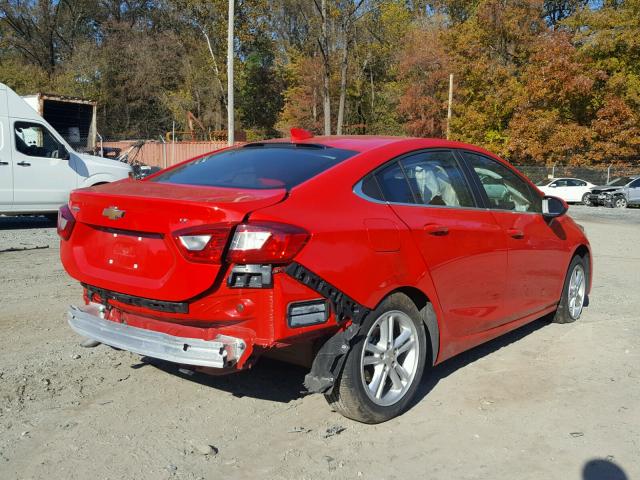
102;206;125;220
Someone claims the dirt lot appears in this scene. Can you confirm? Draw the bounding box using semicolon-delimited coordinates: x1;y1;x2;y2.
1;206;639;480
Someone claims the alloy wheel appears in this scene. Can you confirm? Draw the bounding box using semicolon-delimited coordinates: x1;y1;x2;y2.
360;310;420;407
568;264;586;320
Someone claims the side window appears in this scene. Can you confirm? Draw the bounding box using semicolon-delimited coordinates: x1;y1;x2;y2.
629;179;640;188
572;180;587;187
554;179;568;187
14;122;67;159
360;174;384;200
399;151;474;207
375;161;415;204
463;152;541;213
360;150;476;208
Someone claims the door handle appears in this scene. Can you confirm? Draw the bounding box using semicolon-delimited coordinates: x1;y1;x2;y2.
17;161;31;166
507;228;524;239
0;161;8;165
423;224;449;236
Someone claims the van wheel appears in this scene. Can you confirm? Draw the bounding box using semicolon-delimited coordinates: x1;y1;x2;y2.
325;293;427;423
553;255;588;324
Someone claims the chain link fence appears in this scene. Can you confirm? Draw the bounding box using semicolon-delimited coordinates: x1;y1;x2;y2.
513;164;640;185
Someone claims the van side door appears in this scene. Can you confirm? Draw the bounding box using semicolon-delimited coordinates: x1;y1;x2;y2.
12;120;77;212
0;115;13;210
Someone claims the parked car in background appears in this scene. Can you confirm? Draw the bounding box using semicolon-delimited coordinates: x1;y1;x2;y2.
584;176;640;208
59;133;592;423
0;82;131;217
536;178;595;204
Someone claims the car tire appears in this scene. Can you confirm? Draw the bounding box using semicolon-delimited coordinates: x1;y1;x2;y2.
582;193;592;206
325;293;427;424
614;196;628;209
553;255;588;324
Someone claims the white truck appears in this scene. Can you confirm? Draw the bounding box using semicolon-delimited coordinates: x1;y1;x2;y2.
0;82;131;216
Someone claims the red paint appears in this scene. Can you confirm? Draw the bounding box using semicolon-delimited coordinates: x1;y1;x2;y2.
60;136;591;370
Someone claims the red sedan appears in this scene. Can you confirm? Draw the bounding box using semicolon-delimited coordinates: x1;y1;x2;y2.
59;133;591;423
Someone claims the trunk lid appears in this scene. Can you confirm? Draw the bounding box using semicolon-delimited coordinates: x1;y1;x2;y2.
61;180;287;301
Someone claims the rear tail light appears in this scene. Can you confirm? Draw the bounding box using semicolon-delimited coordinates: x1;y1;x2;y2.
57;204;76;240
173;222;309;265
173;225;232;263
227;222;309;264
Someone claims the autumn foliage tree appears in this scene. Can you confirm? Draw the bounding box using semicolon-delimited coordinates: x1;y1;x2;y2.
0;0;639;166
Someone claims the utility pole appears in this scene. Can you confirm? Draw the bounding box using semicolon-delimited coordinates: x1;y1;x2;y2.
446;73;454;140
227;0;234;146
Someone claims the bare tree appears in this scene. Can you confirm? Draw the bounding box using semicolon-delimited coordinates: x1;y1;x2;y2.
315;0;331;135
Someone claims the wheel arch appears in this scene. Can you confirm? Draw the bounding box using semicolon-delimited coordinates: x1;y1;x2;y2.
78;173;117;188
573;244;592;294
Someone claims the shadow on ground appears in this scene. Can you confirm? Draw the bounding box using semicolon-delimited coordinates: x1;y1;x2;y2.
142;315;553;408
143;356;308;403
0;215;56;230
583;459;628;480
411;316;550;408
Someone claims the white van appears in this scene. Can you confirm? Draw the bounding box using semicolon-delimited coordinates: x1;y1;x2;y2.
0;82;131;216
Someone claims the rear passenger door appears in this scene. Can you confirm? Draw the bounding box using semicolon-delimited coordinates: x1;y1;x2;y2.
361;149;508;337
460;151;566;320
566;179;587;202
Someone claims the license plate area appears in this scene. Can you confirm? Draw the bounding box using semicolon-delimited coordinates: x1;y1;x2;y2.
91;227;169;276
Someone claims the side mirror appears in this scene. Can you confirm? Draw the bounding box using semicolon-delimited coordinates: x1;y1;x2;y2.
549;184;557;188
542;195;568;218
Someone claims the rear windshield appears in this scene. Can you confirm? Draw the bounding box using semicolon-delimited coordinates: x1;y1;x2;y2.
152;144;357;190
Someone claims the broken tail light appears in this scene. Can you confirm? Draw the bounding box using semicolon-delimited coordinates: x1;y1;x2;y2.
226;222;309;264
57;204;76;240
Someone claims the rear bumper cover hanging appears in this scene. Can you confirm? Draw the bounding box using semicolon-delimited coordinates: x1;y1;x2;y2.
285;262;371;394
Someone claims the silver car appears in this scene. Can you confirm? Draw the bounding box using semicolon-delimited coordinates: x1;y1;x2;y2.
585;176;640;208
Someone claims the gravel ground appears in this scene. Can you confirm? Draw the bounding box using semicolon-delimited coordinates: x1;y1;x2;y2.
0;206;639;480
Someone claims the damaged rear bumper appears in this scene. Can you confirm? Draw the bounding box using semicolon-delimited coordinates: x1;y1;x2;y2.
68;304;246;368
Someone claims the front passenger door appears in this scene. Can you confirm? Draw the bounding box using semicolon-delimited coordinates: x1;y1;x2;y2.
12;120;77;210
462;151;566;320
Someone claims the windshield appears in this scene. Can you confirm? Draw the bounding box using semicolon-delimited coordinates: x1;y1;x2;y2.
152;144;357;190
607;176;633;187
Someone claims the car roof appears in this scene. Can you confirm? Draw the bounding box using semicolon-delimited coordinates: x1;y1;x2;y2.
549;177;589;181
258;135;496;155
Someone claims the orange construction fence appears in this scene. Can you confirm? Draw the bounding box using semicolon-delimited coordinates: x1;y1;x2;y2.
101;140;245;168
